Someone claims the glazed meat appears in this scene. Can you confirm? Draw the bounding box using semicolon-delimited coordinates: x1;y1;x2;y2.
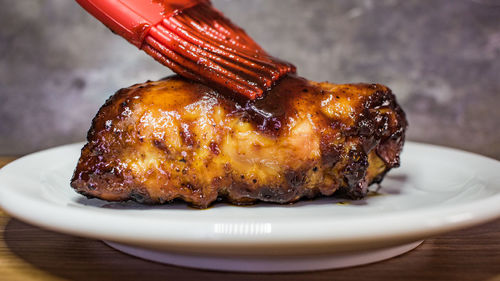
71;75;407;208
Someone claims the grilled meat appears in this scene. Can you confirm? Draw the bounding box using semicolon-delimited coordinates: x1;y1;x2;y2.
71;75;407;208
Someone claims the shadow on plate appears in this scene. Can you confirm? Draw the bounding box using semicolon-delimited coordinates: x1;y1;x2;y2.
74;194;372;210
72;175;408;211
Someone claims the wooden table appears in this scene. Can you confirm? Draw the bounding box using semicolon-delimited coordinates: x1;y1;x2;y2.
0;157;499;281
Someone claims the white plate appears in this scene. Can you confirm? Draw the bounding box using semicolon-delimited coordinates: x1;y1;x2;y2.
0;142;499;272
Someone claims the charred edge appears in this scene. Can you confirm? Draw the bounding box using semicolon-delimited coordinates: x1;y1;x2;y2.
153;139;170;153
341;148;369;198
129;189;154;204
285;170;307;188
320;140;342;168
256;186;298;203
209;142;220;155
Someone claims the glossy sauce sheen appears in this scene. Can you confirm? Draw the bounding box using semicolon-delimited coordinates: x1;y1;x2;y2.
234;76;329;135
71;75;407;208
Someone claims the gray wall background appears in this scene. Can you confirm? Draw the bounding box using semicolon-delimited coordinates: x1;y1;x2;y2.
0;0;499;158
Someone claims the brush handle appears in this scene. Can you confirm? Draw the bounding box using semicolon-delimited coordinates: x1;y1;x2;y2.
75;0;203;47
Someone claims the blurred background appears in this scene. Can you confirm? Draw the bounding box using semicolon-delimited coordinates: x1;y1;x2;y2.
0;0;499;158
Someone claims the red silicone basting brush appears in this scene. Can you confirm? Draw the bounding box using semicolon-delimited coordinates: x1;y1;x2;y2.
75;0;296;99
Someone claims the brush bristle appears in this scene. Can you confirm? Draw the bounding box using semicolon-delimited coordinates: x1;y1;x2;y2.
142;2;295;99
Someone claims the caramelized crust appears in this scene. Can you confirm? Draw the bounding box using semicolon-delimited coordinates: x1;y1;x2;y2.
71;75;407;208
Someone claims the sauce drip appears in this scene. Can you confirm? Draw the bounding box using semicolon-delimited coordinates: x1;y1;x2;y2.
229;75;322;135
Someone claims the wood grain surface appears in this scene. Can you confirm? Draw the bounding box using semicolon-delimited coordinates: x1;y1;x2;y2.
0;157;499;281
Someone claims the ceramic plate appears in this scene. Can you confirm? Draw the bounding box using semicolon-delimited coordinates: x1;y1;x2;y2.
0;142;499;272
